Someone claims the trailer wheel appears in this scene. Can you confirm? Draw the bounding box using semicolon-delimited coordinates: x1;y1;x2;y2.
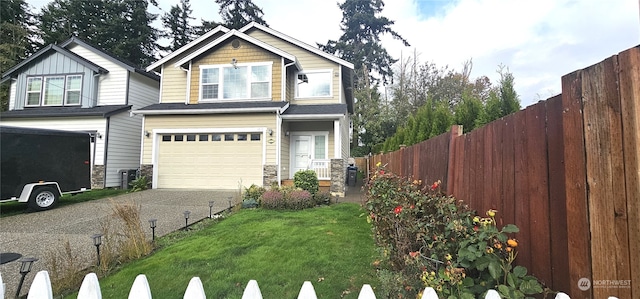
28;186;59;211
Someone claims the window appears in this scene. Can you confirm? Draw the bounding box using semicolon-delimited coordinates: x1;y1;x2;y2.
297;70;331;98
25;75;83;106
250;133;261;141
224;134;234;141
212;134;221;141
162;135;171;142
186;134;196;141
199;134;209;141
200;63;271;101
314;135;326;159
174;135;184;142
237;134;247;141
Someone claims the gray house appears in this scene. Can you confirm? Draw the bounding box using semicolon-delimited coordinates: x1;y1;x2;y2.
0;37;160;188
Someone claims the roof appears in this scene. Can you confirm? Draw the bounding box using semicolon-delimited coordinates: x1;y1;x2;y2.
0;125;92;137
1;44;108;83
173;30;300;70
282;104;348;116
0;105;131;118
134;101;288;115
240;22;354;69
59;37;160;81
146;25;230;72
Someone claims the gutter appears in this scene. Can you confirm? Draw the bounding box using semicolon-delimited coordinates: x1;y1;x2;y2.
132;106;285;115
280;114;343;120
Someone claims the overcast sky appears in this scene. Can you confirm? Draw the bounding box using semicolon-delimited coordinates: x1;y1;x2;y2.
31;0;640;107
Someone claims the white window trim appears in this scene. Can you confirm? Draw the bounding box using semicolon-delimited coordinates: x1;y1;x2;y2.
295;69;333;99
25;74;83;107
289;131;330;178
198;62;273;102
64;75;82;105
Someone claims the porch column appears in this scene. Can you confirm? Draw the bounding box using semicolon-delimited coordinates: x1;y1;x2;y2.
334;119;341;158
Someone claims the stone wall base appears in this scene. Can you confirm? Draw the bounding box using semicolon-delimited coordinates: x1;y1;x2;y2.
140;164;153;189
91;165;105;189
330;158;346;197
263;165;278;187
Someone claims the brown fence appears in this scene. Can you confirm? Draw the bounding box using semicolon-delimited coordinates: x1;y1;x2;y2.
368;45;639;297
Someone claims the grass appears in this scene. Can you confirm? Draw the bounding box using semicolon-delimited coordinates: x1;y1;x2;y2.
70;203;378;298
0;188;129;217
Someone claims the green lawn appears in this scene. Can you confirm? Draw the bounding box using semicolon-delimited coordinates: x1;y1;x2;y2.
78;203;378;298
0;188;129;217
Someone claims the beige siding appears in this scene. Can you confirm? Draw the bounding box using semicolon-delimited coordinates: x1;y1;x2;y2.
67;44;129;106
142;113;278;165
159;57;188;103
247;29;342;105
280;122;291;176
341;115;350;159
287;121;335;160
189;40;282;104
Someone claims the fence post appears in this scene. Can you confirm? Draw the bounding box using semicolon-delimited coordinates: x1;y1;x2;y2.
297;281;317;299
446;125;462;195
77;272;101;299
241;280;263;299
26;271;52;299
128;274;152;299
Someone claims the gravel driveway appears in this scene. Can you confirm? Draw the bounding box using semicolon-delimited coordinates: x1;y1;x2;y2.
0;189;236;297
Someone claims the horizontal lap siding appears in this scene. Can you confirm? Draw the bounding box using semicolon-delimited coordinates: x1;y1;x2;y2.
189;40;282;104
246;30;342;105
143;113;278;165
67;44;128;106
105;112;140;187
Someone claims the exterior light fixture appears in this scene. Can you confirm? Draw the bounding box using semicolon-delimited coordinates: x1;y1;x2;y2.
228;197;233;211
16;257;38;298
209;201;214;218
267;129;273;136
91;234;102;266
183;211;191;230
231;58;238;69
149;218;157;241
144;130;150;138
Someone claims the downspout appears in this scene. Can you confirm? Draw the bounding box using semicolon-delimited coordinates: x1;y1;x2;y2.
283;60;296;102
103;116;111;188
276;109;282;186
181;61;191;105
125;71;130;105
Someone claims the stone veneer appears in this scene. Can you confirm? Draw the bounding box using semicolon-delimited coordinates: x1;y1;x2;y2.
91;165;105;189
140;164;154;189
330;158;346;197
263;165;278;187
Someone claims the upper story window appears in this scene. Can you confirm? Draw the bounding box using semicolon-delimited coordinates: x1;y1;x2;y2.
25;75;82;106
199;62;272;101
296;70;332;98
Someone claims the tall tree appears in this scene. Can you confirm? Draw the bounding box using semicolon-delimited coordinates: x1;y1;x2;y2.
319;0;409;86
0;0;38;111
160;0;196;52
215;0;268;29
39;0;159;66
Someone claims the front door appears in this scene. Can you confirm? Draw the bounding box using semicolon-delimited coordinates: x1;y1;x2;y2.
292;135;311;176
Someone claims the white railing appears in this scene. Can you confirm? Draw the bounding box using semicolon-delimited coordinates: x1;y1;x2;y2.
1;271;620;299
309;159;331;180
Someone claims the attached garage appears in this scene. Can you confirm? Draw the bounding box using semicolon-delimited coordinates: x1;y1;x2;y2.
156;132;264;189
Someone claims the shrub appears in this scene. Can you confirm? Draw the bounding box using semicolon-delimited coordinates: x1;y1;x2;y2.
286;190;314;210
260;189;285;209
313;191;332;205
293;170;319;194
129;176;149;192
260;187;315;210
244;184;266;201
365;163;544;298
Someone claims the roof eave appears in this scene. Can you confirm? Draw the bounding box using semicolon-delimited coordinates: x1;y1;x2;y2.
281;114;344;120
133;106;283;115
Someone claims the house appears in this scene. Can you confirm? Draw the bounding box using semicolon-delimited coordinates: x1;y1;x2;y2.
0;37;160;189
136;22;354;196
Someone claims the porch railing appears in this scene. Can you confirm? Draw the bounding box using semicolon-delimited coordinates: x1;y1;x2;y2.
308;159;331;180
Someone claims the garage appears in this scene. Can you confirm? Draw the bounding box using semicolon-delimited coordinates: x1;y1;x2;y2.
156;132;264;189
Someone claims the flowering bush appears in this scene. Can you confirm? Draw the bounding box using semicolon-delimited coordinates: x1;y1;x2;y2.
366;163;544;298
260;190;285;209
260;186;315;210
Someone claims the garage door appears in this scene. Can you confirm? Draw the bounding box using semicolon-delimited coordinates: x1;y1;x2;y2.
157;132;263;189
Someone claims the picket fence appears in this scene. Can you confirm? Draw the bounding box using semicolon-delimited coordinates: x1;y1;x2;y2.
0;271;621;299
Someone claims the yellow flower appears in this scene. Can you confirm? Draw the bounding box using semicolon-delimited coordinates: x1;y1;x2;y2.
445;253;452;261
376;161;382;167
486;247;494;254
473;216;480;223
486;209;497;217
507;239;518;248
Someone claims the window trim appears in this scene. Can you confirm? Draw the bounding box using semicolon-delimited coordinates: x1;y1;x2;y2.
198;62;272;102
24;74;83;107
295;69;333;99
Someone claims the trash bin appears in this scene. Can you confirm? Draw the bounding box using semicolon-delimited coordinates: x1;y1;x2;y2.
347;166;358;187
119;169;138;189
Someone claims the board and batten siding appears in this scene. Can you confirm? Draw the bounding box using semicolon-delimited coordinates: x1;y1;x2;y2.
66;44;128;106
246;29;342;105
0;117;107;166
142;113;279;165
10;51;98;109
104;111;143;187
188;40;282;104
9;81;16;110
280;122;291;177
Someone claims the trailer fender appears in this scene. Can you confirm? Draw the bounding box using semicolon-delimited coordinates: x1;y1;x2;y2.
18;182;63;203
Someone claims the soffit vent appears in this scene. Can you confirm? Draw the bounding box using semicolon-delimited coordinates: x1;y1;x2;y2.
231;39;241;49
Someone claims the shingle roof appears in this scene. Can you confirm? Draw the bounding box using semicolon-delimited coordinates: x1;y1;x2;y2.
282;104;347;115
136;101;288;112
0;105;131;118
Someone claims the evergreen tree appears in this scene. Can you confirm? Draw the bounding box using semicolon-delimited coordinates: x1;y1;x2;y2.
454;92;484;133
0;0;38;111
215;0;268;29
319;0;409;86
161;0;196;52
39;0;159;67
497;66;521;115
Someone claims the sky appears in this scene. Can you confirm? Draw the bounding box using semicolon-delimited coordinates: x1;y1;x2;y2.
30;0;640;107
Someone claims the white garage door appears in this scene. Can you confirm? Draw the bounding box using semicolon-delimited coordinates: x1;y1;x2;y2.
157;132;263;189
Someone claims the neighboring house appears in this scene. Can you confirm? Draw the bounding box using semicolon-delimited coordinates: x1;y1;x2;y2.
136;22;354;196
0;37;160;189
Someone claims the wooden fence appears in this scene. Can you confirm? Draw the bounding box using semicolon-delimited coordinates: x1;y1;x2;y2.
7;270;611;299
369;45;640;298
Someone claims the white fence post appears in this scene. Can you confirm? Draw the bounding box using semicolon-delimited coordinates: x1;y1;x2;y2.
357;284;376;299
420;287;439;299
484;289;500;299
0;272;4;299
128;274;152;299
555;293;571;299
241;280;263;299
183;277;205;299
26;271;52;299
78;272;102;299
296;281;317;299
